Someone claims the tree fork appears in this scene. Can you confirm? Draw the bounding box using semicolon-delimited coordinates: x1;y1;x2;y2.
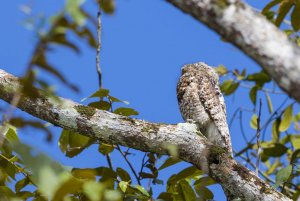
167;0;300;103
0;69;290;200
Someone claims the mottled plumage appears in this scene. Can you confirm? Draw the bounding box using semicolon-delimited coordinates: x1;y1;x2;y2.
177;62;232;154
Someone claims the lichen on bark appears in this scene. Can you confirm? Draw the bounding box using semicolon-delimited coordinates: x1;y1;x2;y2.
74;105;96;119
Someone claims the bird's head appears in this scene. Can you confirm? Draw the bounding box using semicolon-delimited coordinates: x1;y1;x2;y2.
181;62;219;82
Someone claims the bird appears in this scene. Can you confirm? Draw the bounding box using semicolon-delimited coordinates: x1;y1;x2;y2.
176;62;232;154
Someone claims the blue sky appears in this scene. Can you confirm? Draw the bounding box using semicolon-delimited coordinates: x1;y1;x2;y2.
1;0;289;200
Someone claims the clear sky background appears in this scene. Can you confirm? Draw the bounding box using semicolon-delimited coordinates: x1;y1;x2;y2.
1;0;289;200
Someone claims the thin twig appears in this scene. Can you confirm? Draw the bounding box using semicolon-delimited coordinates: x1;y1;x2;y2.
94;5;114;171
239;110;249;143
240;83;285;95
139;153;148;180
249;97;289;144
106;154;113;170
96;8;102;89
116;145;141;185
229;108;240;129
238;110;252;165
255;99;262;175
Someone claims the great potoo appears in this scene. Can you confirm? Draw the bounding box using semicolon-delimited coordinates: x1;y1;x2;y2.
177;62;232;154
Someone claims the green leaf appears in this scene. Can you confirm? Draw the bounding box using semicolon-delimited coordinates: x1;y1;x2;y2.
178;180;196;201
104;190;121;201
5;125;19;143
50;33;80;53
263;10;276;21
290;149;300;164
72;168;97;180
13;142;68;198
98;143;114;155
17;191;34;199
113;107;138;116
215;65;228;76
116;168;131;181
194;186;214;201
280;134;291;145
168;166;202;186
0;126;18;156
290;135;300;149
109;95;129;104
58;129;93;158
0;186;15;197
89;88;110;99
246;71;271;86
275;165;292;188
265;93;273;113
194;176;216;187
158;157;181;170
0;154;19;180
297;37;300;47
19;70;40;98
100;0;115;14
250;114;258;129
266;159;280;175
235;69;246;80
83;181;104;201
98;167;118;180
66;0;87;26
52;176;83;200
294;112;300;122
77;27;97;48
153;178;163;185
164;143;178;158
263;143;288;157
118;181;128;193
38;167;69;197
283;29;294;37
15;177;30;192
261;152;270;162
52;16;96;48
272;119;280;143
279;105;293;132
139;172;155;179
220;80;239;95
157;192;173;201
275;1;293;27
133;185;150;197
73;167;117;181
249;86;259;105
291;2;300;31
262;0;283;14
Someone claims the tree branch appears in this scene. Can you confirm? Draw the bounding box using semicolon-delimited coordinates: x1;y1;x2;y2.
166;0;300;103
0;69;291;200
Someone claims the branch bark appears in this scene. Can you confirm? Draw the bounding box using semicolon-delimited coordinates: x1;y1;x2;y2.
166;0;300;103
0;69;291;200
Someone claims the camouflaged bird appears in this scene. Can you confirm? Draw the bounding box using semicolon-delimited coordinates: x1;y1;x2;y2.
177;62;232;154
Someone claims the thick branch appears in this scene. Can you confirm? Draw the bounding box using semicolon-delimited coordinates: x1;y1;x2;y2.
0;69;290;200
167;0;300;103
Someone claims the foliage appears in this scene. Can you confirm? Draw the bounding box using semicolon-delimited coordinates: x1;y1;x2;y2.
218;64;300;199
262;0;300;45
1;0;300;200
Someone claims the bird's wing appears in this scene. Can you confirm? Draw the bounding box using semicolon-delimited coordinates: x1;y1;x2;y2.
197;75;232;153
